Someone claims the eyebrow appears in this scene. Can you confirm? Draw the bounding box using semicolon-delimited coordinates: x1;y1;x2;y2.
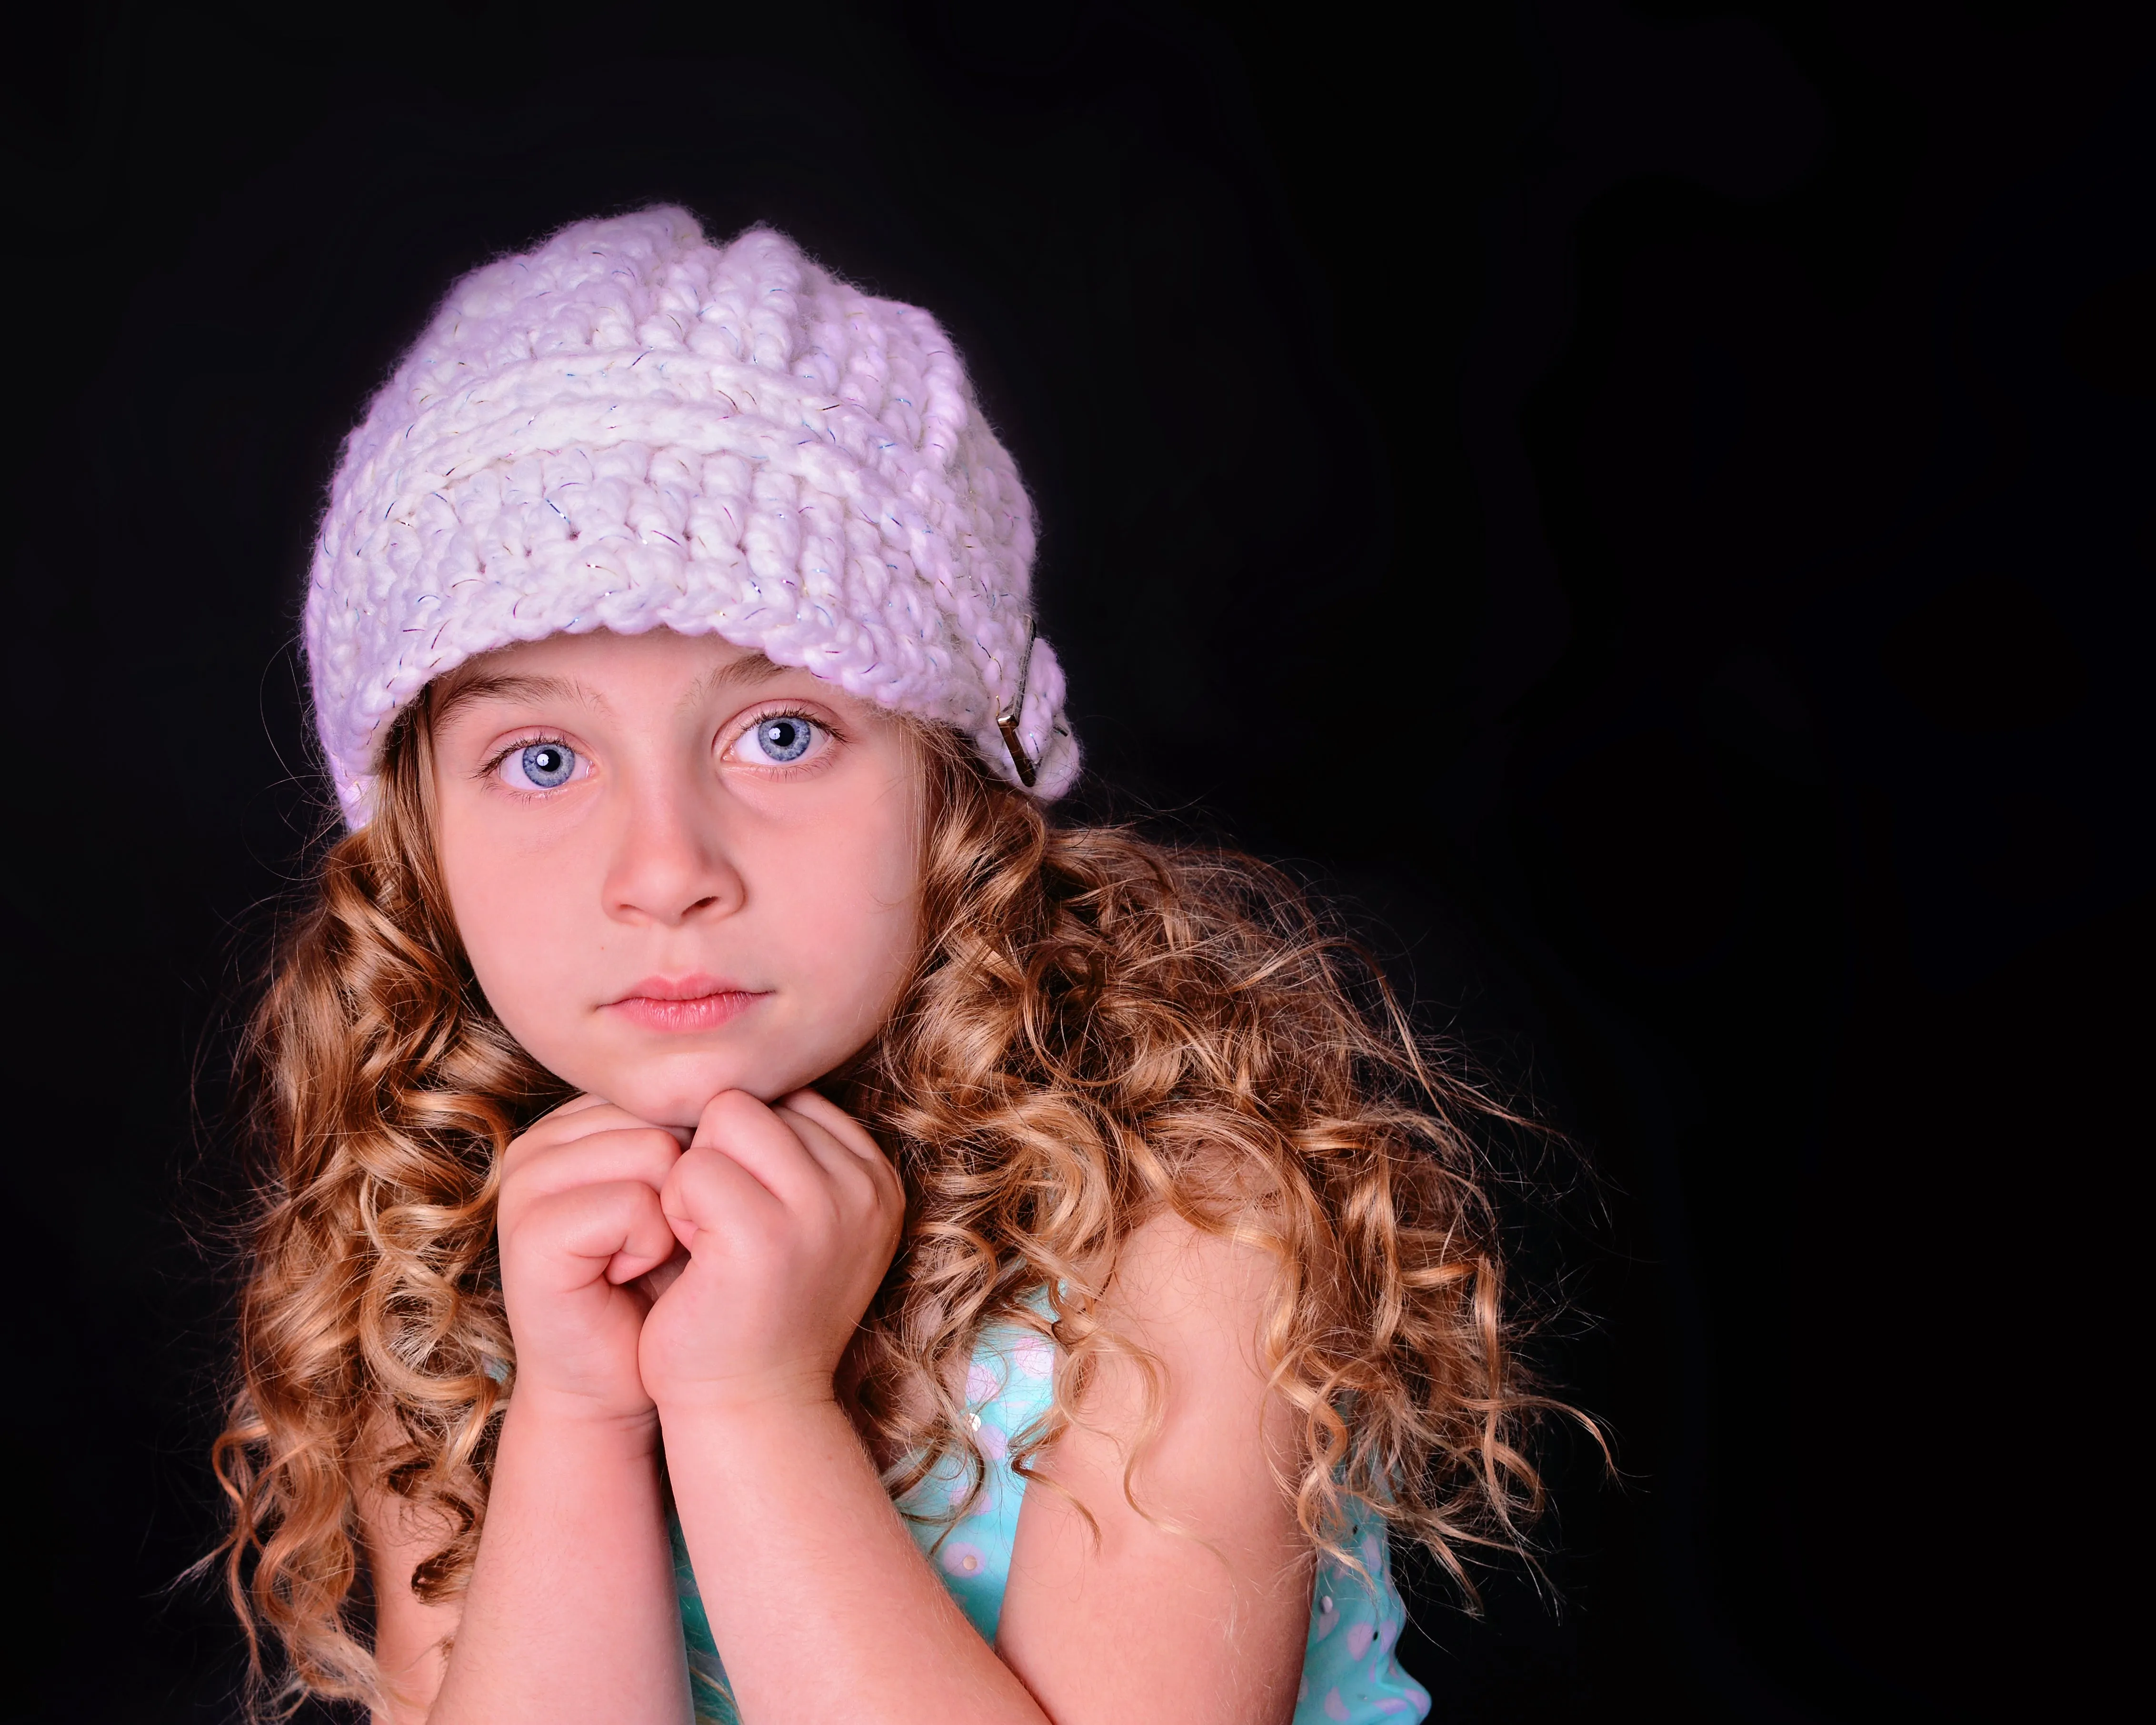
428;649;794;729
429;672;599;729
677;649;791;714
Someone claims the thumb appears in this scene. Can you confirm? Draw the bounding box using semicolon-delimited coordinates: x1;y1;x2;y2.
659;1155;703;1254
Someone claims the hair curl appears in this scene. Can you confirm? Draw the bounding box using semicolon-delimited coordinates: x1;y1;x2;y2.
212;698;1576;1714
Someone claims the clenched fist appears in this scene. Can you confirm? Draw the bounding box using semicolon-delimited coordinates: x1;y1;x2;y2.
493;1096;690;1428
638;1087;906;1416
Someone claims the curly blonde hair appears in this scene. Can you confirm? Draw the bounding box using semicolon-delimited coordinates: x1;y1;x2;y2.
212;698;1569;1714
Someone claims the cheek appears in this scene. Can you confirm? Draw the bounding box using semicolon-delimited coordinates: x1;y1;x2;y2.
436;823;590;1052
776;810;922;1014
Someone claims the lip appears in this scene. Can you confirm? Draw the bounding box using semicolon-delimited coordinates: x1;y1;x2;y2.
603;974;770;1034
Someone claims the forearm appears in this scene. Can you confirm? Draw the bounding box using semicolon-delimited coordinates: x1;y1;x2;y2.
426;1396;688;1725
663;1397;1047;1725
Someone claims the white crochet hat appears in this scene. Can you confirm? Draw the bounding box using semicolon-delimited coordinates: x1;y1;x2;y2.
304;205;1077;823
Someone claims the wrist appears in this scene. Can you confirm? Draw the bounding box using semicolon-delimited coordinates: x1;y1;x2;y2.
501;1386;664;1459
652;1370;843;1433
659;1392;867;1525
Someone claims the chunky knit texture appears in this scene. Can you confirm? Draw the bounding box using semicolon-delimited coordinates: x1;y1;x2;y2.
305;206;1076;822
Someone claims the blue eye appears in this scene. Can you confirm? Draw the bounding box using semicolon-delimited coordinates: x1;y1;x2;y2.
516;742;578;788
745;715;817;764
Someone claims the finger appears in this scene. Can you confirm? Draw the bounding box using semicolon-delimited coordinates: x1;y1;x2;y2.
606;1228;680;1287
633;1247;690;1304
554;1101;694;1148
662;1141;786;1252
505;1115;681;1185
779;1090;904;1210
766;1109;888;1227
776;1088;881;1163
509;1126;685;1202
690;1090;834;1211
504;1095;593;1177
514;1097;692;1159
516;1182;677;1291
767;1104;866;1190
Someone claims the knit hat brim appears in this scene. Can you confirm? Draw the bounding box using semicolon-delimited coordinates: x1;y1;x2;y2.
304;210;1076;821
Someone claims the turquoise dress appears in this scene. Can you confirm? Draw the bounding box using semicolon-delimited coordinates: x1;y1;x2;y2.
670;1307;1430;1723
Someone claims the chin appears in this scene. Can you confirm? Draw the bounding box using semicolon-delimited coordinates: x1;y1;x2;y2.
599;1048;816;1129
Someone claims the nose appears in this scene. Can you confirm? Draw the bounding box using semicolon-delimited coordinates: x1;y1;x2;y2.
600;770;745;927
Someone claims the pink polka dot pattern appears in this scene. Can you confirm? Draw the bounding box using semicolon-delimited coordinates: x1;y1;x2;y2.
674;1290;1430;1723
1296;1494;1430;1725
939;1540;988;1578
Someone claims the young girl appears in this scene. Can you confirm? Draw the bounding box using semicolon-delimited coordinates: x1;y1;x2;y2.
214;207;1557;1725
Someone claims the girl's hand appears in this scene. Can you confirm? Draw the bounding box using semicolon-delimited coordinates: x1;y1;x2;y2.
494;1094;688;1427
639;1088;905;1416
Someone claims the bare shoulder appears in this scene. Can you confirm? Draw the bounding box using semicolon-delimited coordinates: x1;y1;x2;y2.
997;1207;1310;1725
1088;1205;1285;1393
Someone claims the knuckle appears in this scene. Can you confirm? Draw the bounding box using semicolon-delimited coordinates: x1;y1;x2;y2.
675;1146;722;1191
838;1173;879;1223
701;1089;750;1124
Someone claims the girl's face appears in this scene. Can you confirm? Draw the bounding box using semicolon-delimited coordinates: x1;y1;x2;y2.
428;628;925;1130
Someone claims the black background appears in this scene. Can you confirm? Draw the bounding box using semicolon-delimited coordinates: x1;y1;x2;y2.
2;3;2150;1720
